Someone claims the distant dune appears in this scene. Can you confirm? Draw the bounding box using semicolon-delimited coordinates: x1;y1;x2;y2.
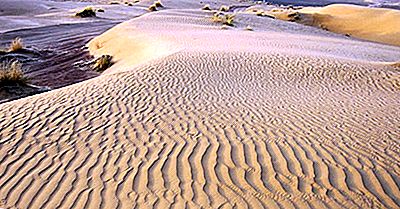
299;4;400;46
0;1;400;209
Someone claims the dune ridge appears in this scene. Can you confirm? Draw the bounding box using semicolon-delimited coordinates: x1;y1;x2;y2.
298;4;400;46
1;5;400;209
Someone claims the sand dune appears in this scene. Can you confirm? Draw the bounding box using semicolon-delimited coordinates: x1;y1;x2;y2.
1;2;400;209
298;4;400;46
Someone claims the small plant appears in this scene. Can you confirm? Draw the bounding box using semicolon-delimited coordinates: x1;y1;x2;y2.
245;25;253;31
219;5;229;12
8;37;23;52
75;7;96;18
0;61;28;86
148;4;157;11
202;4;211;11
154;0;163;7
213;13;235;26
92;55;113;72
287;12;300;21
97;8;105;12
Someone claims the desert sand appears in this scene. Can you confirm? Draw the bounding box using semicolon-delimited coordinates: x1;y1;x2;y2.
298;4;400;46
0;0;400;208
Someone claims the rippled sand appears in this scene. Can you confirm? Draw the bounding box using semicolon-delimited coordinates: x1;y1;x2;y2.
0;1;400;209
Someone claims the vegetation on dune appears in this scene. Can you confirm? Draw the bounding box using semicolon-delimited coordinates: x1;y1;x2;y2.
219;5;229;12
75;7;96;18
92;55;113;72
154;1;163;8
148;4;157;11
202;4;211;11
0;61;28;86
287;12;300;21
8;37;24;52
212;12;235;26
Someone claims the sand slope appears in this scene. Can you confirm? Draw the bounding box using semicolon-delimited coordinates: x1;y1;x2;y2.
298;4;400;46
1;6;400;209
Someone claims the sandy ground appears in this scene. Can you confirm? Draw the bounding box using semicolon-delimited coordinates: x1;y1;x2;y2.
0;0;400;208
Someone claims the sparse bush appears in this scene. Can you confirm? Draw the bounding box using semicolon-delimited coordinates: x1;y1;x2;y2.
92;55;113;72
212;13;235;26
202;4;211;11
97;8;105;12
287;12;300;21
154;0;163;7
0;61;28;86
8;37;23;52
219;5;229;12
148;4;157;11
75;7;96;18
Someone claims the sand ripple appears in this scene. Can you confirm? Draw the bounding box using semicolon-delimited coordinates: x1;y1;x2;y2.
1;8;399;209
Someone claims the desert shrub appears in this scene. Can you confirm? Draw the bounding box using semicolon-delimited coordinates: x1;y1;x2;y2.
8;37;23;52
202;4;211;10
0;61;28;86
212;13;235;26
92;55;113;72
154;0;163;7
148;4;157;11
219;5;229;12
287;12;300;21
75;7;96;18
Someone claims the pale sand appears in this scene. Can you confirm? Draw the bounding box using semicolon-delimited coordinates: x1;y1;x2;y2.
273;4;400;46
1;1;400;209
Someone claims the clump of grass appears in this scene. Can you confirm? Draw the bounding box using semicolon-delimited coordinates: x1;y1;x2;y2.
75;7;96;18
202;4;211;11
212;12;235;26
219;5;229;12
8;37;23;52
287;11;300;21
97;8;105;12
92;55;113;72
154;0;163;7
0;61;28;86
148;4;157;11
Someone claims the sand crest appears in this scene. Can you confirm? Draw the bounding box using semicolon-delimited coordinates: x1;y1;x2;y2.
297;4;400;46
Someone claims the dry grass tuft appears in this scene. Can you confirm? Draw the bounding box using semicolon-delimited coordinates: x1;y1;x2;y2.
154;0;163;7
75;7;96;18
219;5;230;12
8;38;23;52
92;55;113;72
0;61;28;86
202;4;211;11
212;13;235;26
148;4;157;11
